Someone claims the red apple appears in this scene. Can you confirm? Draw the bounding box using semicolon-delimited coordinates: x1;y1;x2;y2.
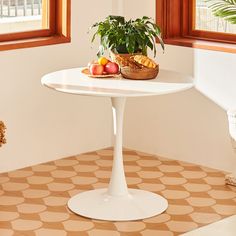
87;60;97;68
104;62;119;74
89;63;104;75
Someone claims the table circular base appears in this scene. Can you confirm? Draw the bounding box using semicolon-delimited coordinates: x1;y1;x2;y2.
68;188;168;221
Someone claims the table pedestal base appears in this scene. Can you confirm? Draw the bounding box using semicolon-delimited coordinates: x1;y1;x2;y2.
68;97;168;221
68;188;168;221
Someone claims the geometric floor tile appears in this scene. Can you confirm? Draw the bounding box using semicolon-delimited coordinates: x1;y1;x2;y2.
0;147;236;236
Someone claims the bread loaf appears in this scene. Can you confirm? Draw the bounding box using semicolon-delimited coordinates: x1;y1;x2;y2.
132;55;157;69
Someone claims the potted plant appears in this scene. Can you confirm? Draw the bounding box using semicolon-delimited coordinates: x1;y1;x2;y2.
90;15;164;58
90;15;164;80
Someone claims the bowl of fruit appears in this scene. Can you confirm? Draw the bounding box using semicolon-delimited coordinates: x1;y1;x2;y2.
82;57;120;78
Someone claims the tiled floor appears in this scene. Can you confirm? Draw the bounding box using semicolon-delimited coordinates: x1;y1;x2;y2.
0;148;236;236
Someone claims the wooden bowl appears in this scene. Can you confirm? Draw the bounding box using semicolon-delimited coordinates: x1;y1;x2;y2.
120;65;159;80
110;51;159;80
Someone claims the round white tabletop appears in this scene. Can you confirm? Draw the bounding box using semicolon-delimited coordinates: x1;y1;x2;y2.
41;67;193;97
42;67;194;221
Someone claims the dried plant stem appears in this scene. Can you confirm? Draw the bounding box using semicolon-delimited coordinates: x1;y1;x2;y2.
0;121;6;147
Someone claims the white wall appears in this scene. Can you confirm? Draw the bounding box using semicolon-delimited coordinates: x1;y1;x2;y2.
1;0;235;173
122;0;236;171
194;49;236;110
0;0;114;172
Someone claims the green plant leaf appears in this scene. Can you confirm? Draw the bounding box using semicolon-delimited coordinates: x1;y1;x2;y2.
206;0;236;24
89;15;165;57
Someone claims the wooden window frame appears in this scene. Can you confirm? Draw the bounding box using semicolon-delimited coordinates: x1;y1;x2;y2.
0;0;71;51
156;0;236;53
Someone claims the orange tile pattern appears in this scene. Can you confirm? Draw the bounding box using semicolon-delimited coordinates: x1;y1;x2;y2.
0;148;236;236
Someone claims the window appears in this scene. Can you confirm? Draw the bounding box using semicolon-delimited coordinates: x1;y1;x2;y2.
0;0;50;35
0;0;71;51
156;0;236;53
194;0;236;34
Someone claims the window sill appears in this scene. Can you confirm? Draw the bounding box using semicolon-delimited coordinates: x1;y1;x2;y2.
0;35;71;51
164;37;236;54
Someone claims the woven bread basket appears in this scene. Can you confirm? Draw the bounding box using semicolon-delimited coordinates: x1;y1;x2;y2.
110;52;159;80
